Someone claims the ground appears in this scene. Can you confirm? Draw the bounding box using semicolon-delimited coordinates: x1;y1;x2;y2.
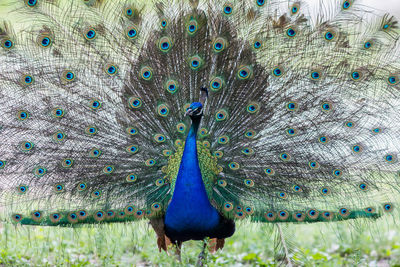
0;218;399;266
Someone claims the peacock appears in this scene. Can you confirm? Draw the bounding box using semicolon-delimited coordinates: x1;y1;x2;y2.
0;0;400;262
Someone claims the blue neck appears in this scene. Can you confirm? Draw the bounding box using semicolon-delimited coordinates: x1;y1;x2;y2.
175;116;209;202
164;116;220;238
188;117;201;140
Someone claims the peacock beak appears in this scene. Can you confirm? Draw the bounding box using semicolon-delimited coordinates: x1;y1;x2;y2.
185;109;193;116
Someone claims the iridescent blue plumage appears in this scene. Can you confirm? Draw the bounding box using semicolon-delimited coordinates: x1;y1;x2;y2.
165;102;235;242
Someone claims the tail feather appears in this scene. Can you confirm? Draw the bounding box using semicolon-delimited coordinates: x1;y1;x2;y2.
0;0;399;226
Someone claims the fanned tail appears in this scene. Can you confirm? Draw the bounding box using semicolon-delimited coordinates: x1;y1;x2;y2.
0;0;399;227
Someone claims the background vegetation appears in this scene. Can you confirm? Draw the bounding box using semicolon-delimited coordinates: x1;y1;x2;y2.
0;218;399;266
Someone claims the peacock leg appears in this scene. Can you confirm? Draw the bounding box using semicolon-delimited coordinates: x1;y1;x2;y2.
174;241;182;262
196;239;208;267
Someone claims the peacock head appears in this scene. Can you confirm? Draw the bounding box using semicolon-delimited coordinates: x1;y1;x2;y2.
185;102;203;119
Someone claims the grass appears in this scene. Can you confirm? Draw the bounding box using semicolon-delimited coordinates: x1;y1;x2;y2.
0;218;399;266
